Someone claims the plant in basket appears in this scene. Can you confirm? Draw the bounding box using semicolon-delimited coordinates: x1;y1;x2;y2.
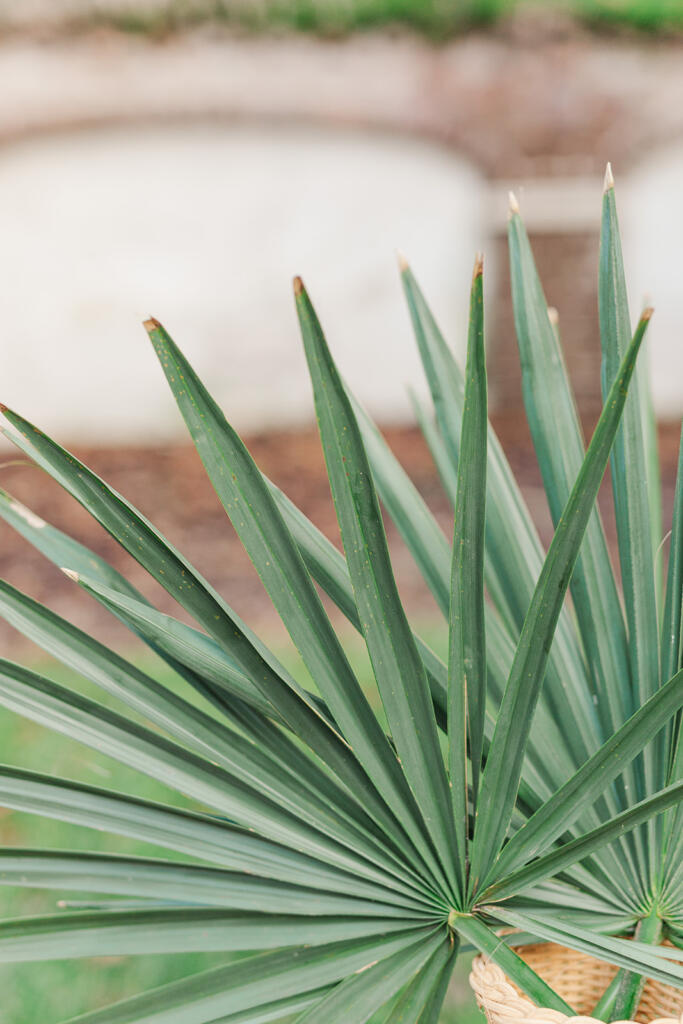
0;166;680;1022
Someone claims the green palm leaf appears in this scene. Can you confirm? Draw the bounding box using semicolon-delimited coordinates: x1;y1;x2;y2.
469;308;651;894
378;939;456;1023
294;278;458;904
341;399;597;810
293;928;444;1023
144;318;444;891
600;170;661;786
0;659;431;897
508;201;631;747
0;908;423;961
487;662;683;883
350;392;451;617
661;424;683;777
2;572;421;889
269;474;451;728
490;907;683;986
485;780;683;901
448;255;487;889
0;410;423;862
0;174;681;1021
453;914;574;1013
401;261;590;686
0;767;413;900
0;849;428;917
64;929;437;1024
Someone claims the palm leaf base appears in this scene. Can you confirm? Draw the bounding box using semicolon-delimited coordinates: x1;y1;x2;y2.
470;941;683;1023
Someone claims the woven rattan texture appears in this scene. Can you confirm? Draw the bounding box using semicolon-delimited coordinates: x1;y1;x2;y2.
470;941;683;1024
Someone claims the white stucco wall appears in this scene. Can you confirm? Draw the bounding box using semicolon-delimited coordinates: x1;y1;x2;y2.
0;123;486;444
621;149;683;420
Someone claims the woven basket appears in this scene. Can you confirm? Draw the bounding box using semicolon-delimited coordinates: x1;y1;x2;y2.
470;940;683;1024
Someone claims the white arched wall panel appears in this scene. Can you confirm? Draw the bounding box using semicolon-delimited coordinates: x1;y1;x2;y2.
623;149;683;419
0;123;487;444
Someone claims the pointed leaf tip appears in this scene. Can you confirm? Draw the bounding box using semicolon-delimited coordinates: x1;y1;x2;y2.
143;317;162;333
508;191;520;215
396;250;409;273
0;403;8;415
60;568;80;583
604;162;615;192
293;276;305;297
473;252;484;279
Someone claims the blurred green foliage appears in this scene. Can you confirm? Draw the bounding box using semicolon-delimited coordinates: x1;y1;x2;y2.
71;0;683;38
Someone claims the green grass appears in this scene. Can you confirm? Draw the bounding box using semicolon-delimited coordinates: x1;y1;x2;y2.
575;0;683;32
74;0;502;38
0;625;484;1022
73;0;683;39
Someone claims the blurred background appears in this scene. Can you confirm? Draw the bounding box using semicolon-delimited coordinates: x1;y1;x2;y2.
1;1;683;1020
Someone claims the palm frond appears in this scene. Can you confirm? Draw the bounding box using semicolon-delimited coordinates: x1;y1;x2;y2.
0;173;681;1022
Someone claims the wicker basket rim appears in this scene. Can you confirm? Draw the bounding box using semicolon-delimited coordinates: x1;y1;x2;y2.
469;942;683;1024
